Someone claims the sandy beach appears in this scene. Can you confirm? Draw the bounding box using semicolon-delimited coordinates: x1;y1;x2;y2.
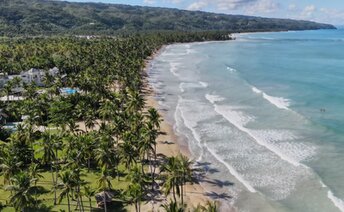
142;48;239;212
146;91;209;206
140;51;212;210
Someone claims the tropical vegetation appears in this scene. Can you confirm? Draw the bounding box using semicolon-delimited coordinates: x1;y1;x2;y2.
0;0;336;36
0;32;224;211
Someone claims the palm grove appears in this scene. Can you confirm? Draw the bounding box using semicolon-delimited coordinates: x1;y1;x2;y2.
0;32;230;211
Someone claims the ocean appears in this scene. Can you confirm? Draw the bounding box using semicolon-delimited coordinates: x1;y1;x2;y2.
148;29;344;212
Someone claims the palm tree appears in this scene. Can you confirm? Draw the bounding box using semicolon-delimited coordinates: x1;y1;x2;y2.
28;163;43;185
161;155;194;204
81;133;96;171
125;183;143;212
203;201;218;212
98;100;116;124
58;170;75;212
142;121;159;190
0;145;22;185
71;168;86;212
39;131;62;205
161;156;179;203
161;200;185;212
97;167;112;212
177;154;193;204
119;139;137;170
2;80;14;102
193;201;219;212
94;135;118;172
4;172;39;212
84;186;96;211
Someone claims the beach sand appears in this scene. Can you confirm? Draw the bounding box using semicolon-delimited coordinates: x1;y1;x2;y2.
142;83;210;211
142;50;237;212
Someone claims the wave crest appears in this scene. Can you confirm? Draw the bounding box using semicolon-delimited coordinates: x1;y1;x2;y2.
252;86;291;110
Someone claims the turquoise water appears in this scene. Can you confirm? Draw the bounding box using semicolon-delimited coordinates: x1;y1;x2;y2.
60;87;77;95
149;29;344;212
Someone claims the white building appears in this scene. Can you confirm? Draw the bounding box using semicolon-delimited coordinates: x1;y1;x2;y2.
0;67;59;87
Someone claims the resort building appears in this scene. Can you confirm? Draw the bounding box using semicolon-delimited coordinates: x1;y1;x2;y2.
0;67;59;87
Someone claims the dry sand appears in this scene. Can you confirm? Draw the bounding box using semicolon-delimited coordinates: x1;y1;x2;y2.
140;53;212;211
140;86;210;211
142;50;236;212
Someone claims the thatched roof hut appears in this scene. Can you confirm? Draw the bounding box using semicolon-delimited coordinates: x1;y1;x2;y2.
95;191;114;208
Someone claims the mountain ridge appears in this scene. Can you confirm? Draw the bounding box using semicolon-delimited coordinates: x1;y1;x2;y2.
0;0;336;36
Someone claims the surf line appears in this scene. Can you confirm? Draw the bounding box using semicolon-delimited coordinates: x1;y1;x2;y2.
176;96;256;193
205;95;301;167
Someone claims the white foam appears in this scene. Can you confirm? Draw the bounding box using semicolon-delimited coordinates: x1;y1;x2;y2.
328;191;344;212
252;86;262;94
177;96;256;193
215;105;255;127
251;130;316;162
179;82;207;93
170;62;180;77
204;142;257;193
205;94;225;104
320;180;327;188
179;83;185;93
227;66;237;73
251;86;291;110
176;96;204;153
186;48;197;55
209;102;301;167
158;100;170;109
199;81;208;87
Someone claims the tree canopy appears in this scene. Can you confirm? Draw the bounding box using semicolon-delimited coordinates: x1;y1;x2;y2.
0;0;336;36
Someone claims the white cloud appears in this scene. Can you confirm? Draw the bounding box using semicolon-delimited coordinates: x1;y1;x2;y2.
187;1;208;10
144;0;155;4
215;0;256;10
182;0;339;25
186;0;279;13
245;0;279;14
319;8;344;25
169;0;182;3
301;5;316;18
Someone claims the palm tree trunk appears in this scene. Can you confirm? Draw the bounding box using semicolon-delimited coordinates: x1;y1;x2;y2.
76;196;81;211
67;195;71;212
55;165;59;205
181;183;184;204
183;176;186;204
172;181;177;203
141;156;145;175
103;190;107;212
80;194;85;212
87;158;91;172
152;144;157;191
51;165;57;205
89;198;92;211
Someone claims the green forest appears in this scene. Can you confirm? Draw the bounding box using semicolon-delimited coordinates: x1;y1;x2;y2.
0;0;336;36
0;32;230;211
0;0;337;211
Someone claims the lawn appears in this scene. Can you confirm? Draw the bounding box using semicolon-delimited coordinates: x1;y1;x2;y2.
0;167;130;212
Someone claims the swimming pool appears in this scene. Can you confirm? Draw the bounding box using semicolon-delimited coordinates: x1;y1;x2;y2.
60;87;77;95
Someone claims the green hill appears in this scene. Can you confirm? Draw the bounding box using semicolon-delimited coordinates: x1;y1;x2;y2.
0;0;336;36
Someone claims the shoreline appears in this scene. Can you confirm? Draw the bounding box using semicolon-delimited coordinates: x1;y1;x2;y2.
143;50;211;210
143;46;236;211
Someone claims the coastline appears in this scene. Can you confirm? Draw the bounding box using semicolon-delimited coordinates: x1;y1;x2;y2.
142;51;210;210
142;46;238;212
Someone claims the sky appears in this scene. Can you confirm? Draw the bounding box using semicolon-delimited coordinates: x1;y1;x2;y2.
68;0;344;25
